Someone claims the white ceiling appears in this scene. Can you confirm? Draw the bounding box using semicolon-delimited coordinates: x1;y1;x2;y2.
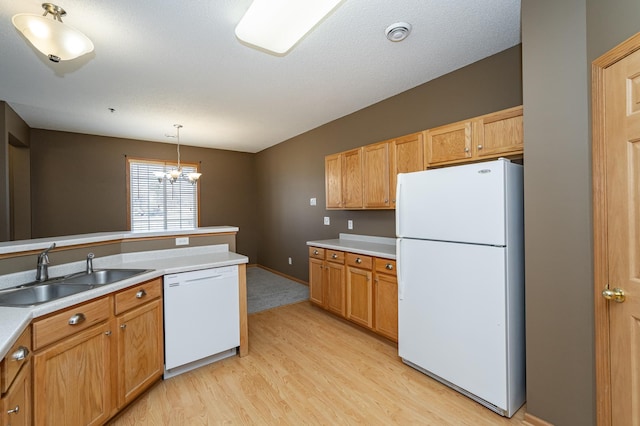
0;0;521;153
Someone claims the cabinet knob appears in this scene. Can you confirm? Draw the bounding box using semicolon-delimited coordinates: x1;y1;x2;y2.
384;199;388;203
105;330;112;336
356;258;362;264
120;324;127;329
464;147;470;153
68;313;86;325
332;253;338;259
7;405;19;414
136;289;147;299
313;250;319;255
385;263;394;270
11;346;29;361
477;144;483;150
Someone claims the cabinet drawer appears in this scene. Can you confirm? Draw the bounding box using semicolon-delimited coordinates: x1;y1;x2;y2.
308;247;325;260
375;258;397;276
114;278;162;316
346;253;372;269
1;326;31;394
33;297;110;350
326;250;345;264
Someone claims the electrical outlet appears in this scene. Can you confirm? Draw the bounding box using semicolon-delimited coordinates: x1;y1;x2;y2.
348;220;353;230
323;216;330;225
288;257;292;265
310;198;317;206
175;237;189;246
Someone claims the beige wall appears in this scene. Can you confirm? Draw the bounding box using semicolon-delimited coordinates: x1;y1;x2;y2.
29;130;258;262
255;45;523;280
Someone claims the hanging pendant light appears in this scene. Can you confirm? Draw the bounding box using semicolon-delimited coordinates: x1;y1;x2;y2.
12;3;94;63
154;124;202;185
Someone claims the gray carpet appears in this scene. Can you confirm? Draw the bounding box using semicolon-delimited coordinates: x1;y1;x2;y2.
246;267;309;314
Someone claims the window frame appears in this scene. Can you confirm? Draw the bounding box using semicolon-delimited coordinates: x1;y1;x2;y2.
126;157;201;232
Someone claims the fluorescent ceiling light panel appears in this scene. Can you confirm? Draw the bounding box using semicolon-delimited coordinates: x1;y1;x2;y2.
235;0;344;55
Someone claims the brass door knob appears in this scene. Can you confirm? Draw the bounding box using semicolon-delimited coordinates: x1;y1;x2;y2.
602;287;625;303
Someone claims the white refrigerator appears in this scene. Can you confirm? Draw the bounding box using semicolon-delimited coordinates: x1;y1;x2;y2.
396;158;525;418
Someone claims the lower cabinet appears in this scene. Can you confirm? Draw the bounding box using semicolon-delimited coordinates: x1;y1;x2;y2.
309;246;397;342
31;278;163;426
1;327;32;426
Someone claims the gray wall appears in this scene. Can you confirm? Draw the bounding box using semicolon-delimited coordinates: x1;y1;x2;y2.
522;0;640;424
29;130;259;262
255;46;523;280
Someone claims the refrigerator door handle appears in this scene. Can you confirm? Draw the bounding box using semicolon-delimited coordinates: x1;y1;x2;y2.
396;179;402;237
397;239;404;300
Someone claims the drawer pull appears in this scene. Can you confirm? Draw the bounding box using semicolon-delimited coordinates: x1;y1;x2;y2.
356;258;362;264
313;250;319;255
7;405;19;414
11;346;29;361
136;289;147;299
385;263;394;270
332;253;338;259
68;313;86;325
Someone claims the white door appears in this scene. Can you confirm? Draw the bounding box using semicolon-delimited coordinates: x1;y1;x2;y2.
396;159;514;246
397;238;508;409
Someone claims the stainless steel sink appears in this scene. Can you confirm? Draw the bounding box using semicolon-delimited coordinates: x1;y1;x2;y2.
0;283;96;307
60;269;149;285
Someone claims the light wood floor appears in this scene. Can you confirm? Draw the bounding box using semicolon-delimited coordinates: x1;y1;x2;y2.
109;302;527;425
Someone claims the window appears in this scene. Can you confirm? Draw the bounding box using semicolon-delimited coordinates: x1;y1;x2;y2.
127;158;200;231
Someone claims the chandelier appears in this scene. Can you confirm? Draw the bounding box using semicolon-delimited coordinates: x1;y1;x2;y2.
154;124;202;185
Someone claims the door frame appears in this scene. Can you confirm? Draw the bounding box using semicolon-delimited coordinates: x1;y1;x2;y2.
592;31;640;426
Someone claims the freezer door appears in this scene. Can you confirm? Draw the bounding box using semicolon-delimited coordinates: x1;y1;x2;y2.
396;159;518;246
398;238;509;410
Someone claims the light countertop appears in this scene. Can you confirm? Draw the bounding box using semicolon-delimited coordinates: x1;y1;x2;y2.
307;234;396;259
0;244;247;360
0;226;239;255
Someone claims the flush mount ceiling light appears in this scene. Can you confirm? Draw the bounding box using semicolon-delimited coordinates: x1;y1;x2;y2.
235;0;344;55
154;125;202;185
385;22;412;42
12;3;94;63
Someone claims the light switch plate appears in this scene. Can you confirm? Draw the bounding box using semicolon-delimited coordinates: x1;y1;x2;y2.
323;217;330;225
176;237;189;246
310;198;317;206
348;220;353;230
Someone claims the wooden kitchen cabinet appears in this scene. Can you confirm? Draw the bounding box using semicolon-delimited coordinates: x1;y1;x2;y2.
346;253;373;329
114;278;163;410
308;247;346;317
424;119;474;167
1;327;31;426
374;259;398;342
325;148;364;209
474;105;523;159
363;141;391;208
390;132;424;208
325;153;342;208
33;320;112;426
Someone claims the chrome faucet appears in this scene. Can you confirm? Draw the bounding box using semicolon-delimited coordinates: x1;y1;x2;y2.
86;253;95;274
35;243;56;282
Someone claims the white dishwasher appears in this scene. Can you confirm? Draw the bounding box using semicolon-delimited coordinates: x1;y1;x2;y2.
163;265;239;379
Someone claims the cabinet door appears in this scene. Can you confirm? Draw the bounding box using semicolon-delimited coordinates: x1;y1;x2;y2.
346;267;373;328
342;148;363;208
116;299;163;409
33;322;111;426
363;141;390;208
390;132;424;208
325;153;343;208
374;273;398;342
475;106;523;158
309;258;325;306
326;262;346;317
2;360;31;426
425;120;473;166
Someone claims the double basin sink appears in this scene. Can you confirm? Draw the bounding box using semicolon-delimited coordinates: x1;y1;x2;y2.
0;269;151;307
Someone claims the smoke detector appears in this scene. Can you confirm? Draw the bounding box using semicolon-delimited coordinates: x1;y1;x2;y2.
385;22;412;42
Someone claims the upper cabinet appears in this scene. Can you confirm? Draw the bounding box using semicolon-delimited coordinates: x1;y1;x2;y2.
325;106;522;210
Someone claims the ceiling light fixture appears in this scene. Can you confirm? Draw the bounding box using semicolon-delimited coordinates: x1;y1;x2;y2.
154;125;202;185
385;22;412;42
235;0;344;55
11;3;94;63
